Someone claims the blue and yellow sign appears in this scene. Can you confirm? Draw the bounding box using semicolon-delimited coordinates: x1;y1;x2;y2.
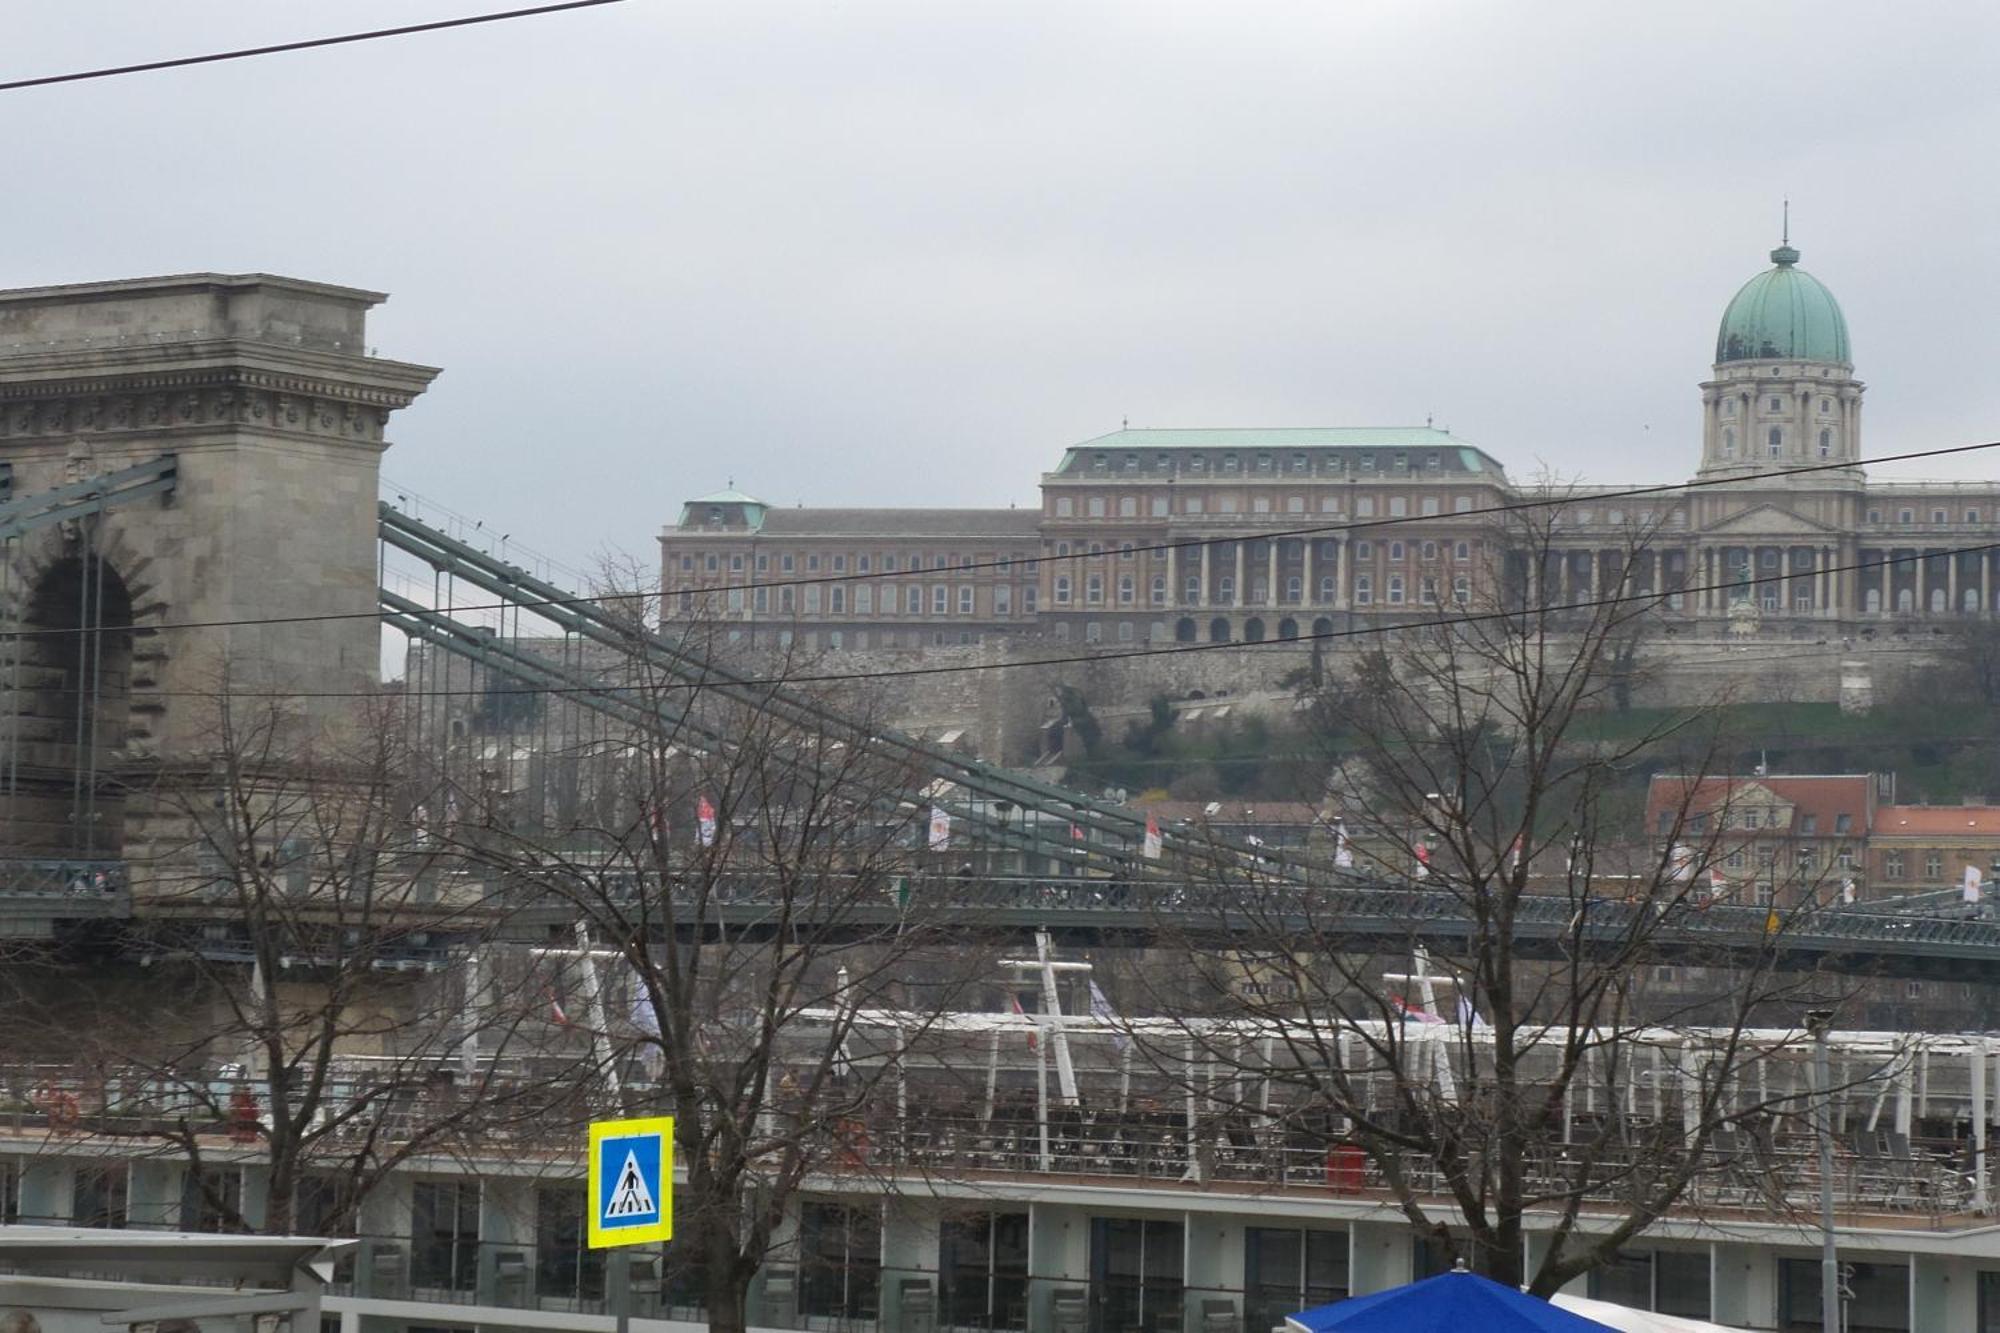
587;1116;674;1248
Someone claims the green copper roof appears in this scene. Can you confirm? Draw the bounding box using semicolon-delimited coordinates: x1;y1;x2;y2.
1054;426;1508;478
678;487;769;530
1715;243;1851;365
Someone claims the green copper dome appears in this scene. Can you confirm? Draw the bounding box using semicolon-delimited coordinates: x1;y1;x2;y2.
1715;243;1851;365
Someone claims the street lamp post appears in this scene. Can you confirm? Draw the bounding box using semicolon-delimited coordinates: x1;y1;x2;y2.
1805;1008;1839;1333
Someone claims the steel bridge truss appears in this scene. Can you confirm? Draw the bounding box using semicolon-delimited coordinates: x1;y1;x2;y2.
377;503;1297;878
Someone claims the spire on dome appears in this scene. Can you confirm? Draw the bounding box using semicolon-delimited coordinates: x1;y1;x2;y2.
1771;200;1799;266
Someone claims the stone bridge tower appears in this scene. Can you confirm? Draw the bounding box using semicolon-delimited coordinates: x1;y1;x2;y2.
0;273;437;865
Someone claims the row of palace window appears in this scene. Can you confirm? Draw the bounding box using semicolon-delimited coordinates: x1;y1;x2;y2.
1083;447;1449;476
726;628;985;649
1719;426;1839;458
1865;505;2000;526
1721;393;1842;417
676;549;1037;576
1050;573;1475;608
1052;492;1482;519
686;583;1039;617
1047;538;1476;564
1556;506;1682;527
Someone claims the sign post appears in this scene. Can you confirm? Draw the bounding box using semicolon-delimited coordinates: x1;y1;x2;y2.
589;1116;675;1333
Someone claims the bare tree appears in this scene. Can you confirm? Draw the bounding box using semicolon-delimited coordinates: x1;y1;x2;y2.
463;593;999;1333
1133;499;1834;1295
9;686;593;1235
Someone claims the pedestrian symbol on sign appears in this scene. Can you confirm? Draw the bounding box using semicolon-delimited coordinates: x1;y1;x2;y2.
606;1149;656;1218
587;1116;674;1248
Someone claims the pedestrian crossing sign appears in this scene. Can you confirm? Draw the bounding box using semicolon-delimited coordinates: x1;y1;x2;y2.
587;1116;674;1248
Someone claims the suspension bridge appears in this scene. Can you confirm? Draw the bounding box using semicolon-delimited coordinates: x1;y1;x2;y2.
0;272;1995;981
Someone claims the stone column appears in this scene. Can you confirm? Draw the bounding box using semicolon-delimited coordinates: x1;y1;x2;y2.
1198;542;1210;608
1983;551;1992;617
1233;542;1245;608
1267;542;1279;607
1302;541;1316;605
1950;552;1961;614
1167;542;1179;606
1334;538;1349;610
1916;549;1928;615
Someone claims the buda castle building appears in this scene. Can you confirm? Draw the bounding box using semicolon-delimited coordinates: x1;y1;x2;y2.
661;239;1997;650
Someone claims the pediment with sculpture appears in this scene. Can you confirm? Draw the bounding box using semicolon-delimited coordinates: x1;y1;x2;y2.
1697;502;1840;538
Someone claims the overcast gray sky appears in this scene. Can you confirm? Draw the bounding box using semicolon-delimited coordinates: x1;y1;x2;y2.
9;2;1998;573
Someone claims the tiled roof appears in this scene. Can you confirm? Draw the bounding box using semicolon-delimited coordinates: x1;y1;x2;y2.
750;508;1040;539
687;487;765;505
1873;805;2000;837
1645;774;1872;836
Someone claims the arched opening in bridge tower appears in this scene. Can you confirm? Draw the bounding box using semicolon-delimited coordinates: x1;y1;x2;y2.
2;553;135;858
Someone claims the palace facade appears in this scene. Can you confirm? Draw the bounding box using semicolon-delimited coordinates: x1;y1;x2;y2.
661;238;2000;651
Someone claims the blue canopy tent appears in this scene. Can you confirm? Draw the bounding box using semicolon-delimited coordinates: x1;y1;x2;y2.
1287;1269;1618;1332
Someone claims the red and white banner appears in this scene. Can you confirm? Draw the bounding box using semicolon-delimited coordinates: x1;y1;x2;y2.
928;805;952;852
696;795;718;848
1142;813;1162;860
1390;995;1446;1025
1009;991;1038;1051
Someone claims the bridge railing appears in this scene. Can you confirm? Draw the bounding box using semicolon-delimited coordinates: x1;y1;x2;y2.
813;1110;1980;1224
589;870;2000;954
0;859;129;910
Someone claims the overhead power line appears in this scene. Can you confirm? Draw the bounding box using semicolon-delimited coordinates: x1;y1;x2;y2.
667;443;2000;601
0;1;626;94
13;439;2000;645
88;531;2000;702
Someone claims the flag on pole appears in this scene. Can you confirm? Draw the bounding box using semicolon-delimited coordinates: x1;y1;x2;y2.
1071;822;1085;843
695;795;718;847
928;805;952;852
1510;834;1525;873
1840;876;1857;906
1088;979;1129;1052
1334;821;1354;870
1414;844;1432;881
544;985;571;1027
1142;813;1162;860
1668;843;1695;882
1707;867;1728;900
1009;991;1038;1051
1966;864;1984;905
